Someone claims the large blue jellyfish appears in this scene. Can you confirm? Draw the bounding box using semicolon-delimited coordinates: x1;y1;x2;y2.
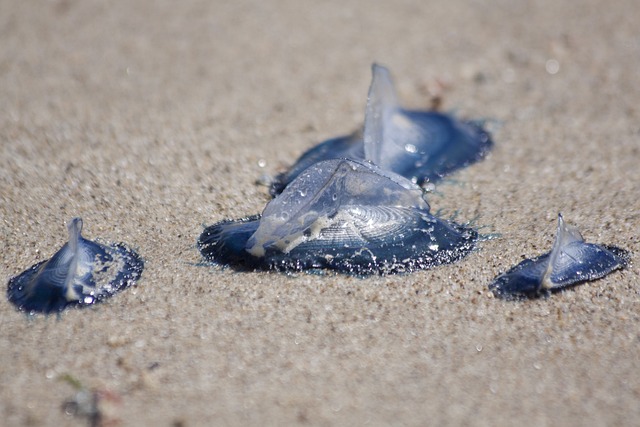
270;64;492;195
200;158;476;275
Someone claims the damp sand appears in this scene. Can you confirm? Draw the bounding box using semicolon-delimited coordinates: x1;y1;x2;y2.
1;1;639;425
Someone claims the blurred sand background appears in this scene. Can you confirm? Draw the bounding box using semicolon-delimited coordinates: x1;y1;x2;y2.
1;0;639;425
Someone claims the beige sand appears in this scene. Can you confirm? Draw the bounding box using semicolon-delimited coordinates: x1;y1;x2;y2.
1;0;639;425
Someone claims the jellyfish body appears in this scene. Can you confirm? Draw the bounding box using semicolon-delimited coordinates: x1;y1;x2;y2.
489;214;628;299
7;218;144;313
270;64;492;195
200;158;476;275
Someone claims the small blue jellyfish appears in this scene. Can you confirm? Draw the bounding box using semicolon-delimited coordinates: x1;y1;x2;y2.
489;214;628;299
200;158;476;275
7;217;144;314
270;64;492;195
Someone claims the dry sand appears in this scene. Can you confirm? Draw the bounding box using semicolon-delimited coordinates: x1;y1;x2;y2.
1;0;639;425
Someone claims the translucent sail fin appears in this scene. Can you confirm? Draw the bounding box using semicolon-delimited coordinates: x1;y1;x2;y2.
363;64;400;166
63;218;83;297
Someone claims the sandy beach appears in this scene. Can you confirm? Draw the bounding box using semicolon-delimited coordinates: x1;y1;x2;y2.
1;0;639;425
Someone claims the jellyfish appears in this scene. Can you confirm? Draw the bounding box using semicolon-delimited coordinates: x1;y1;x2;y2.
489;214;628;299
270;64;492;195
7;218;144;313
